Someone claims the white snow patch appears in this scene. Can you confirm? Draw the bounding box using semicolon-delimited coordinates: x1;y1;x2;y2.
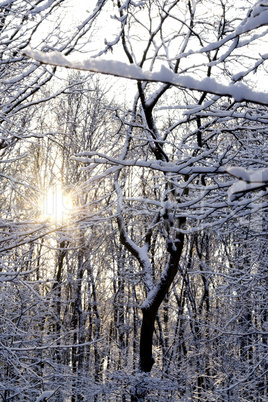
226;167;251;182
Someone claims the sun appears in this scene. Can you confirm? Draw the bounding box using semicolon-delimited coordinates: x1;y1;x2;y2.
41;186;73;222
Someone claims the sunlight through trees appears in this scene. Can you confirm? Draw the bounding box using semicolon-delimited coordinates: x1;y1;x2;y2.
0;1;268;401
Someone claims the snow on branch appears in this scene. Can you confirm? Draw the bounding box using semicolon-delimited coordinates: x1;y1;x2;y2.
115;179;154;291
227;167;268;201
24;49;268;106
75;152;227;175
179;6;268;61
36;387;60;401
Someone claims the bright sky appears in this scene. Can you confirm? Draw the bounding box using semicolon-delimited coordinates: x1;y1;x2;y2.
41;186;73;222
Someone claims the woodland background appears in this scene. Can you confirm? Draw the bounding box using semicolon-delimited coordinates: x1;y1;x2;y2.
0;0;268;400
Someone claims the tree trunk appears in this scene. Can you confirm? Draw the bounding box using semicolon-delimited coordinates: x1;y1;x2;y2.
139;231;184;374
139;308;157;373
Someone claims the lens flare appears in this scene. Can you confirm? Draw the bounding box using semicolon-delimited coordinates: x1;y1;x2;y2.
42;187;72;222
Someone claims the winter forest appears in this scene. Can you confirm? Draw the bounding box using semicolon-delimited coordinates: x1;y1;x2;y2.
1;0;268;400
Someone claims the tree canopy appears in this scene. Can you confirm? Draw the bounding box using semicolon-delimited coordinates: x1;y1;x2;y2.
1;1;268;401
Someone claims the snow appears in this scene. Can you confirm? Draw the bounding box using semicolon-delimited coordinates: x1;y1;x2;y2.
115;180;154;291
29;0;54;14
200;8;268;54
227;167;268;183
141;257;177;310
74;152;228;175
226;167;252;182
250;169;268;182
231;53;268;82
36;390;56;401
24;49;268;106
248;0;268;18
227;167;268;201
141;285;159;309
0;0;14;6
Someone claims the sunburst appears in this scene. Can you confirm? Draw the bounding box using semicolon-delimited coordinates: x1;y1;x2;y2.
41;186;73;222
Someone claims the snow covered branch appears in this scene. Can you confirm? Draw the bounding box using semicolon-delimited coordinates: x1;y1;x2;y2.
227;167;268;201
24;49;268;106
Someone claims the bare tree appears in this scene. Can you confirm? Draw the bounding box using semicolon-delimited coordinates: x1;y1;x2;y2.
2;0;268;400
